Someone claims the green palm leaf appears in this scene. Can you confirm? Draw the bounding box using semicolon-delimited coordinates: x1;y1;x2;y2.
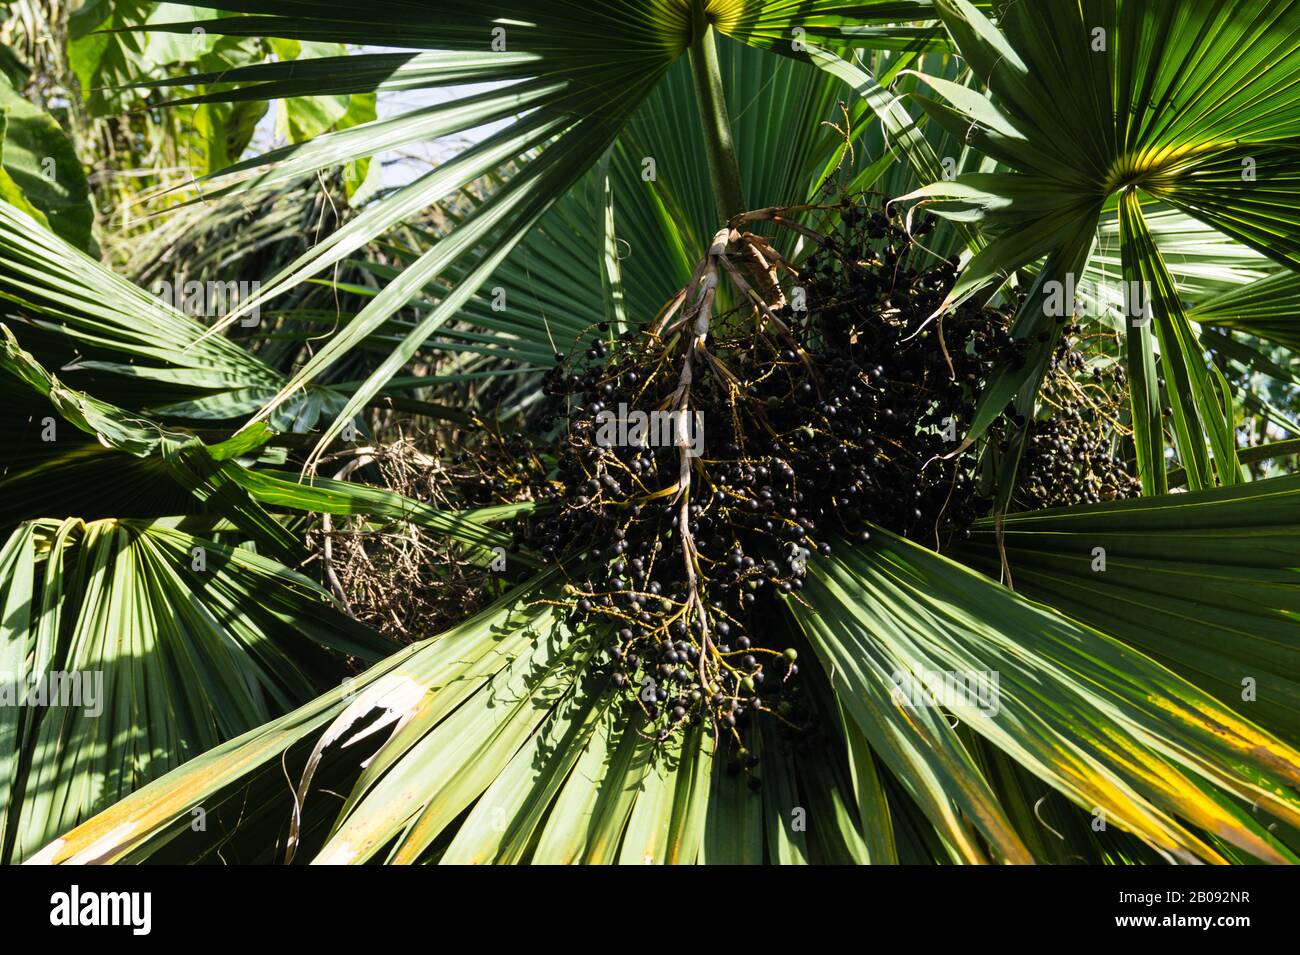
1192;271;1300;351
1;319;521;559
0;198;282;404
0;516;391;863
958;474;1300;739
901;0;1300;492
794;530;1300;864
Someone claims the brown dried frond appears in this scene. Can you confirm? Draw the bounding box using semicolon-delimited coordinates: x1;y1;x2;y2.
303;435;500;646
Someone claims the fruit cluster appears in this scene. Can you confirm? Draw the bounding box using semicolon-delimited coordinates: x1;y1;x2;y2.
1015;344;1141;508
525;203;1041;749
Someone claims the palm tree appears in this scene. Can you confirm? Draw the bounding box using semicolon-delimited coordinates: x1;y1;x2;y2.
3;0;1299;864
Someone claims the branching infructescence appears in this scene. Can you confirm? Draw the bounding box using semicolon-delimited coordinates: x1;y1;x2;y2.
1015;332;1141;509
524;199;1139;774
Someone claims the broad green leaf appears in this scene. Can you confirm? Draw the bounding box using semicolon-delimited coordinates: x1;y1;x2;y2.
959;474;1300;741
794;531;1300;863
0;517;390;863
0;80;92;250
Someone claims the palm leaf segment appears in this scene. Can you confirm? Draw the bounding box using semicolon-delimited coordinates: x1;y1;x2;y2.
0;512;392;865
902;0;1300;494
959;476;1300;739
0;198;349;435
